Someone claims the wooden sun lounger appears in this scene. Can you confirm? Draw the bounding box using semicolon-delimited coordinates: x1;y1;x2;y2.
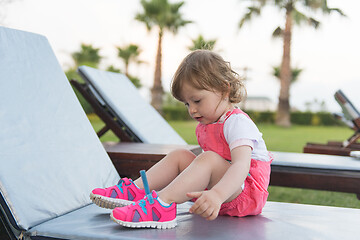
71;66;201;154
304;90;360;156
103;142;360;200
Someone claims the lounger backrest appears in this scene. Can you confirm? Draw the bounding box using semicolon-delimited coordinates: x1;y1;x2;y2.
78;66;187;145
335;90;360;129
335;90;360;120
0;27;119;231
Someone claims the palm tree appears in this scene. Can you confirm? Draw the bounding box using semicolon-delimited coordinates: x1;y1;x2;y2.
66;44;102;114
117;44;143;77
239;0;344;127
188;34;217;51
135;0;192;113
71;43;101;68
272;65;302;84
66;43;102;82
106;65;122;73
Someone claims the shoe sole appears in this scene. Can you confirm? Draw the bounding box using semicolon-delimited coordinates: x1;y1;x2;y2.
90;193;133;209
110;211;177;229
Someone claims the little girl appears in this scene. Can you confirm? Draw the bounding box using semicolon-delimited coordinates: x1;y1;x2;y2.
90;50;272;229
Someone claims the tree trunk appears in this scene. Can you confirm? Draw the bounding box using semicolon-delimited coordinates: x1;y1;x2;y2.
151;29;164;114
125;63;129;77
276;8;292;127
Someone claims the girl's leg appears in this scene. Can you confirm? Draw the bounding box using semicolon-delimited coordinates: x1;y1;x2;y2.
158;151;239;204
134;148;196;191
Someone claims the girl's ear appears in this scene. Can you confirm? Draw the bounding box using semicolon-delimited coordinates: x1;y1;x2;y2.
224;82;231;100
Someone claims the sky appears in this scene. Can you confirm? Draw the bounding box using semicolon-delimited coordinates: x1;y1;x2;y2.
2;0;360;112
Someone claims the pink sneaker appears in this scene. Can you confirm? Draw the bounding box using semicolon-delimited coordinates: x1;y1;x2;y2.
111;190;177;229
90;178;145;209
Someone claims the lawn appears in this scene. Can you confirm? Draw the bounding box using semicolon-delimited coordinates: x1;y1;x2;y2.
168;120;354;152
88;114;360;209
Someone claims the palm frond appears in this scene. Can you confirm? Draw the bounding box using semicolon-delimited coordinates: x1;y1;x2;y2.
303;0;346;17
135;13;153;30
326;7;346;17
272;26;283;38
303;0;322;10
272;65;303;83
308;17;320;28
320;0;346;16
136;0;191;34
292;8;309;25
291;7;321;29
188;34;217;51
239;6;261;29
170;1;184;12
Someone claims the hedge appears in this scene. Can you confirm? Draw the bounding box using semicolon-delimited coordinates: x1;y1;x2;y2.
162;106;344;126
162;106;192;121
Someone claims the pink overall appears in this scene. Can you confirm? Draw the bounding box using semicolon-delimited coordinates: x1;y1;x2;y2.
196;108;272;217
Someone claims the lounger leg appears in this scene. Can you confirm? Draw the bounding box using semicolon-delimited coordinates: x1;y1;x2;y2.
343;132;360;148
97;125;110;137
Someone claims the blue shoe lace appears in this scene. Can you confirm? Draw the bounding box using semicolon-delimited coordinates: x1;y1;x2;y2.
131;170;154;214
140;170;154;204
116;179;124;194
137;199;148;214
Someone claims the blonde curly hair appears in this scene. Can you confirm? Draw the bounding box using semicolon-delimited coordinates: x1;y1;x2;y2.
171;50;246;103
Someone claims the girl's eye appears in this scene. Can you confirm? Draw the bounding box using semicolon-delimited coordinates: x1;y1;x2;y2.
194;100;201;104
184;103;189;107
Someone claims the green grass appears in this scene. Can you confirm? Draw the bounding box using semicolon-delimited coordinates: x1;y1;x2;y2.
88;115;360;209
168;120;354;153
258;124;353;153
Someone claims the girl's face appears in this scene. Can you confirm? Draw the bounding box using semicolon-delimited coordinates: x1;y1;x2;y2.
180;82;233;124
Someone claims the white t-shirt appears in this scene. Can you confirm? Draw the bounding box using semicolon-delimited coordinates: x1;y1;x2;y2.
223;113;270;162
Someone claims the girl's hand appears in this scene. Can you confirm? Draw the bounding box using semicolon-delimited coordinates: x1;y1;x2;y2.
186;190;222;221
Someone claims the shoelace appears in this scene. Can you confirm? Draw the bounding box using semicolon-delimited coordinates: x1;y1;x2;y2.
138;199;148;214
116;179;124;194
116;178;132;194
140;170;154;204
117;179;125;194
132;170;154;214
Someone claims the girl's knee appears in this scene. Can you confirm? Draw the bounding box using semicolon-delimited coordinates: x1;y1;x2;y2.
168;148;197;159
192;151;230;188
168;148;196;170
195;151;225;165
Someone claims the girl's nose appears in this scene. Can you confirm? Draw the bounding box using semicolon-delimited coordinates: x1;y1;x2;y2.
189;105;197;115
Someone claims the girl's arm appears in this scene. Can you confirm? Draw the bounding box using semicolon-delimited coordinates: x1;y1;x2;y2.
187;145;252;220
212;145;251;202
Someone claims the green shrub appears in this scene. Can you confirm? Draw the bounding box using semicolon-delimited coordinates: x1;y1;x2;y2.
317;112;343;126
311;114;321;126
291;111;313;125
162;107;344;126
163;106;191;121
247;111;275;124
246;110;259;122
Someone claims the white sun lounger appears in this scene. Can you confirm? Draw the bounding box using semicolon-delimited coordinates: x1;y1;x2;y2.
75;65;187;145
1;26;360;240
